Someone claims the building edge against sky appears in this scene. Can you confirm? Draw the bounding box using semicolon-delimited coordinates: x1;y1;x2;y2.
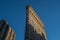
25;5;47;40
0;19;15;40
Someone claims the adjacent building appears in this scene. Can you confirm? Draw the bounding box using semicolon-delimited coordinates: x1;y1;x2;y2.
0;20;15;40
25;5;47;40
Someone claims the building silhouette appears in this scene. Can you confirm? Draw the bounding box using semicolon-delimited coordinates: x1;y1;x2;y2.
25;5;47;40
0;20;15;40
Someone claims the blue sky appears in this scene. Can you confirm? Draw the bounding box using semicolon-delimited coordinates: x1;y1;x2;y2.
0;0;60;40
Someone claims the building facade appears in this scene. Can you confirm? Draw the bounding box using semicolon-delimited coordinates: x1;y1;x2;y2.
25;5;47;40
0;20;15;40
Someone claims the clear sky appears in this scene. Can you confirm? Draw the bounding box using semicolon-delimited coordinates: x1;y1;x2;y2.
0;0;60;40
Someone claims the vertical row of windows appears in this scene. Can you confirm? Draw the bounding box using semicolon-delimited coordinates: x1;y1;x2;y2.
0;20;5;36
0;20;9;40
1;24;9;40
5;27;15;40
5;28;11;40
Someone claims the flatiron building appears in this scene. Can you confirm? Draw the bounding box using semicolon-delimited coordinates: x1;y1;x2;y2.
0;20;15;40
25;5;47;40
